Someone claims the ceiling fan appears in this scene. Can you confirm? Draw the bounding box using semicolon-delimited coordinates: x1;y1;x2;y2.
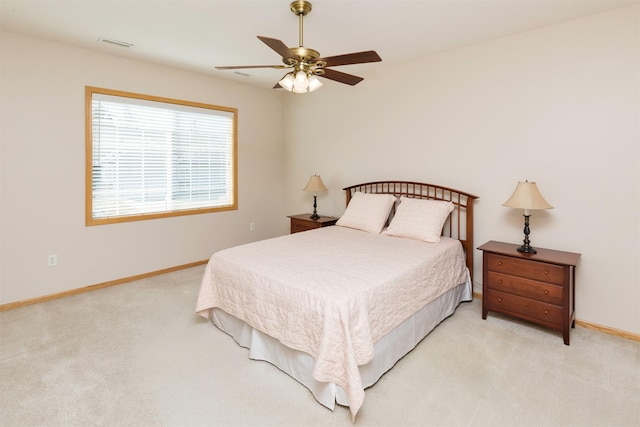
215;0;382;93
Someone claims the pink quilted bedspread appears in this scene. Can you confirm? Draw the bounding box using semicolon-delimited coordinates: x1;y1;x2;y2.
195;226;467;419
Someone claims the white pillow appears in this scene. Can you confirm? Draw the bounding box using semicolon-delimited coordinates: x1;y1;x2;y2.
384;197;454;243
336;192;396;234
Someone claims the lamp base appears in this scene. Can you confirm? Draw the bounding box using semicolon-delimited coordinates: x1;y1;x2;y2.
517;245;537;254
517;214;537;254
309;194;319;220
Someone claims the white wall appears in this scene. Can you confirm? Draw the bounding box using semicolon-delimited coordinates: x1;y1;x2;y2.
283;6;639;334
0;32;285;304
1;6;638;336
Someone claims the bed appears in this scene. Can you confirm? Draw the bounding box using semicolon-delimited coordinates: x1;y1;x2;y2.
196;181;478;420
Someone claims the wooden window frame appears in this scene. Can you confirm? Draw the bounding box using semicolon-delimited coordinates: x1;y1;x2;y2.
85;86;238;226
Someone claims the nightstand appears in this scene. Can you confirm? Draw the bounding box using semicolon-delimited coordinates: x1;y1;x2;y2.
288;214;338;234
478;240;581;345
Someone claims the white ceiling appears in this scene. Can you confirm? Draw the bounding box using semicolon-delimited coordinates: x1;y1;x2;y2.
1;0;636;89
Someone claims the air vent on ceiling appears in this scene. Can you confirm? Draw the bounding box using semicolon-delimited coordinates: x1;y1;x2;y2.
98;38;134;48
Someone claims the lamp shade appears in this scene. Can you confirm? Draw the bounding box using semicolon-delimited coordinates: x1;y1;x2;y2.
303;175;328;193
308;75;323;92
503;181;553;213
278;73;295;91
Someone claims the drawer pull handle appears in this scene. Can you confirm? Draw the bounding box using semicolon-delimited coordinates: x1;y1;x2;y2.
544;290;549;295
544;270;549;275
544;310;549;315
498;280;503;284
498;298;503;302
498;261;502;266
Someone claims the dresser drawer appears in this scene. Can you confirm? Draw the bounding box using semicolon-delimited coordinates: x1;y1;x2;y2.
289;215;338;234
486;253;564;285
291;221;317;233
485;289;563;329
486;271;563;305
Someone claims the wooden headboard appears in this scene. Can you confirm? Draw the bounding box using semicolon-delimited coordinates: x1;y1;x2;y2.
343;181;479;281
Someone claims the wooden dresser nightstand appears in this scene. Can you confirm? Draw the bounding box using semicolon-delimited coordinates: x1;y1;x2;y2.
288;214;338;234
478;240;581;345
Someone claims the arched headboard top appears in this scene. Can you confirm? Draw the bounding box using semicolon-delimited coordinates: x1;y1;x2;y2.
343;181;479;281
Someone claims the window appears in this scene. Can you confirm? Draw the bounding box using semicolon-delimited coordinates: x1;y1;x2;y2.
86;87;237;225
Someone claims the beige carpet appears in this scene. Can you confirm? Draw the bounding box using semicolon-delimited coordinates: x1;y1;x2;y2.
1;265;638;426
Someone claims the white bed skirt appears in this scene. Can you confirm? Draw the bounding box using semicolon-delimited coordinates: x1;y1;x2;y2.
211;272;472;411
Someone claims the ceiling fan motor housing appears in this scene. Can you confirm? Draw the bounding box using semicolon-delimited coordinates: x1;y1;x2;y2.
290;0;312;16
290;46;319;61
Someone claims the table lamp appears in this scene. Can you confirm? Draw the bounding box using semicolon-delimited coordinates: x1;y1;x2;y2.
503;181;553;254
303;175;328;220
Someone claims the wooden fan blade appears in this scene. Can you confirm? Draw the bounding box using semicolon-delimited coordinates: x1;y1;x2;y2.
257;36;294;60
321;68;364;86
215;65;288;70
319;51;381;67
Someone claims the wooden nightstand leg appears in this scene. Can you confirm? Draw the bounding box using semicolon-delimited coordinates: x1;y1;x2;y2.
563;330;570;346
571;268;576;329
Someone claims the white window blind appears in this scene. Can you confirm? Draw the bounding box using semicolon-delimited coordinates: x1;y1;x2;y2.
87;89;236;224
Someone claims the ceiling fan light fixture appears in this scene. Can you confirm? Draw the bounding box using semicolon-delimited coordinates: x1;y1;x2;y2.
279;73;295;91
293;71;310;92
295;70;307;83
308;75;323;92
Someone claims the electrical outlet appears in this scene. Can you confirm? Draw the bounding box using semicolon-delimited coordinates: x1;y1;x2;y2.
47;254;57;267
249;222;256;232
